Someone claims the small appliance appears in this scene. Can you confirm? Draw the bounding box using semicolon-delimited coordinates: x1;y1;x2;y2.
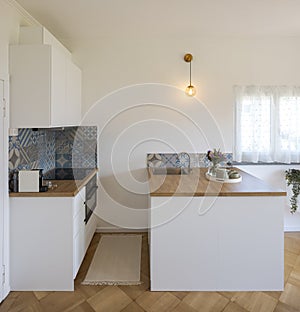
18;169;43;192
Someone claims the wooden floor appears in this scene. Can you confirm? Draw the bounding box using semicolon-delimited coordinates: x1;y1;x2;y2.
1;232;300;312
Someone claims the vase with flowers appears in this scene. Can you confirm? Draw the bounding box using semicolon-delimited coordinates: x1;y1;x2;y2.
206;149;227;176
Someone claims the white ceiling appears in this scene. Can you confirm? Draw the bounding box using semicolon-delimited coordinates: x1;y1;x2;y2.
15;0;300;43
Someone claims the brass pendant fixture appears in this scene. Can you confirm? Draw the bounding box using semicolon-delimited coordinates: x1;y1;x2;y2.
184;53;196;96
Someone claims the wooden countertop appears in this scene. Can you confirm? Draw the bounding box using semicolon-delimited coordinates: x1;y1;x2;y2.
9;169;97;198
148;167;287;197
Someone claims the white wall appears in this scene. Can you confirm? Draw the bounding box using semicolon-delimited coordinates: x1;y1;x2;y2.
82;84;226;230
74;35;300;230
0;0;35;74
238;165;300;231
76;35;300;148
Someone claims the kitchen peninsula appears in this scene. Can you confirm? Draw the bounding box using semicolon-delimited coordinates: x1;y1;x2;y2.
148;168;286;291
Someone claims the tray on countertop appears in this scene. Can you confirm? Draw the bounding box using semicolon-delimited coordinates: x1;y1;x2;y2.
205;171;242;183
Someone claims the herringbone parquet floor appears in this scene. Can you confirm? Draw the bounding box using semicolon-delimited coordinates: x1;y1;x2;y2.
1;232;300;312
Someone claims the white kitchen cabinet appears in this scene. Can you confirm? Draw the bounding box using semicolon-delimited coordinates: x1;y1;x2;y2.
18;25;81;126
150;196;284;291
85;211;97;252
19;25;71;59
66;58;82;126
72;186;97;279
9;31;81;128
9;187;93;291
73;187;86;278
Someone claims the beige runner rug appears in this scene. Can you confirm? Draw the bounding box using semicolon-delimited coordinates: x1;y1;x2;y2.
82;234;142;285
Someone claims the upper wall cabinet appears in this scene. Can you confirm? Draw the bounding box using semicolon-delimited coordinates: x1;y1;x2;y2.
19;25;72;59
9;26;81;128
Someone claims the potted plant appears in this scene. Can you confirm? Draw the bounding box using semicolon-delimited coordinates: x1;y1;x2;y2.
206;149;227;176
285;169;300;213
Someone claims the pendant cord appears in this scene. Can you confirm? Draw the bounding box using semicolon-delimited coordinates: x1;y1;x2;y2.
189;61;192;86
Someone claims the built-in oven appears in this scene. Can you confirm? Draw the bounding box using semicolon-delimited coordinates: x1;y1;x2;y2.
85;174;98;224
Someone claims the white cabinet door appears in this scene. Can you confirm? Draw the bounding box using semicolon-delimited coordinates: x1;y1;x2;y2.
50;46;67;127
9;184;97;291
85;213;97;252
73;187;86;278
150;196;219;291
19;26;71;59
9;43;81;128
10;197;74;291
9;45;52;128
66;59;81;126
150;196;284;291
73;228;85;279
217;196;284;290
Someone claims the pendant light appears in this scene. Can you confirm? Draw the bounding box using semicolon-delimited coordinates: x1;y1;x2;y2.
184;53;196;96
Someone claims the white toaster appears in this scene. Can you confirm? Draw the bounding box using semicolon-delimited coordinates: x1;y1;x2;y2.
18;170;40;192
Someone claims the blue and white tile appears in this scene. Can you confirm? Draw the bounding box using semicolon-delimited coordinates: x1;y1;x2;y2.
9;126;98;172
55;154;72;168
18;128;32;147
19;146;32;165
147;152;233;168
82;126;97;140
161;154;179;167
178;153;190;167
22;145;38;162
32;130;40;145
9;148;20;170
9;136;20;150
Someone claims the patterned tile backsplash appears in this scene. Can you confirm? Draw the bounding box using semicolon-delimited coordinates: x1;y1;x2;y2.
9;126;97;174
147;153;233;168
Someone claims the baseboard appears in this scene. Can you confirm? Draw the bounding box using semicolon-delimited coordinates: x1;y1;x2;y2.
96;226;147;233
97;226;299;233
284;226;300;232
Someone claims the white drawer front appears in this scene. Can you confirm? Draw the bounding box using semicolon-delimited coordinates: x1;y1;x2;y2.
73;227;85;279
73;206;85;238
85;214;97;252
73;187;85;219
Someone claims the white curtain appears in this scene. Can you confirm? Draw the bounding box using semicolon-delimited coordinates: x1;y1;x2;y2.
234;86;300;163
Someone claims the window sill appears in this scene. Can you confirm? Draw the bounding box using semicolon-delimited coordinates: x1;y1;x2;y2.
233;161;300;166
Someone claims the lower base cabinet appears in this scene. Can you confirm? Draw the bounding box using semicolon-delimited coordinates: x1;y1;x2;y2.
150;196;284;291
10;187;97;291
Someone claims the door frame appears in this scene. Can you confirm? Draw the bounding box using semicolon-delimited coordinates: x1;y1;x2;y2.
0;74;10;302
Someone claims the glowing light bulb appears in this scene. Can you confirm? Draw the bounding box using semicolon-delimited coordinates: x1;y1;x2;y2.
185;85;196;96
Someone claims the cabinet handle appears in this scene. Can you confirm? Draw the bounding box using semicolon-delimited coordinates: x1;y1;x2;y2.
2;98;6;118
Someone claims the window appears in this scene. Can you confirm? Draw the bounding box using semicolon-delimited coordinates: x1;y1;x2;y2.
234;86;300;163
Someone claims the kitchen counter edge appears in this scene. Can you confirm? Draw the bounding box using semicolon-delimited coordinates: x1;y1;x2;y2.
9;169;98;198
148;167;287;197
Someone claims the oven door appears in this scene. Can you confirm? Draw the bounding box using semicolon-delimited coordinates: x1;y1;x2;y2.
85;175;97;224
